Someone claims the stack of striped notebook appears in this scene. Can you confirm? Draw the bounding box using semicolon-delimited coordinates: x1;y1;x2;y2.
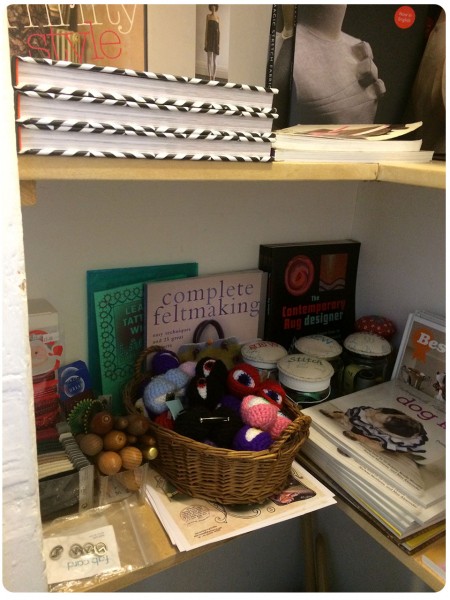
12;56;278;162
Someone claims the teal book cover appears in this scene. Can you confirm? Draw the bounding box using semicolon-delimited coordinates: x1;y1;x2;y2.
87;263;198;413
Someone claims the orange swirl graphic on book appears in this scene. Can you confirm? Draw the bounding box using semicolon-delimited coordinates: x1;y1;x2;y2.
285;255;314;296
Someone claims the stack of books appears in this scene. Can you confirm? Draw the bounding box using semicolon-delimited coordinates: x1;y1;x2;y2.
272;123;434;163
39;423;94;521
11;56;278;161
298;310;446;554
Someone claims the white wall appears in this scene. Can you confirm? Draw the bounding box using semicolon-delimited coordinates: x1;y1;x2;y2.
352;181;445;351
21;179;357;366
1;8;47;592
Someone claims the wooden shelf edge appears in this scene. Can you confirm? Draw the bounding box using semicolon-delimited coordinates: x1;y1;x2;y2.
17;155;379;182
377;161;446;189
335;497;445;592
18;156;445;206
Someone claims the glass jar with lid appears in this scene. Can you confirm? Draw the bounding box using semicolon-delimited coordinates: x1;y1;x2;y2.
341;331;392;395
294;334;344;398
277;353;334;407
240;340;287;381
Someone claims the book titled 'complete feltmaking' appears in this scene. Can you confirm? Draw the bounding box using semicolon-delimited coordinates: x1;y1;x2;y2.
259;240;361;351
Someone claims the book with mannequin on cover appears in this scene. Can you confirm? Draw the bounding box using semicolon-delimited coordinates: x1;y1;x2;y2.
266;4;436;129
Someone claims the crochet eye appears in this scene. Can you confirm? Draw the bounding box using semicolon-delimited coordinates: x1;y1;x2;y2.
232;369;256;389
261;388;283;406
196;378;208;399
202;359;216;377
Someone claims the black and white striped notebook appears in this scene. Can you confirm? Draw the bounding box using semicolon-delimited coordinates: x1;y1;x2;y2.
16;117;274;161
15;89;277;135
13;56;278;112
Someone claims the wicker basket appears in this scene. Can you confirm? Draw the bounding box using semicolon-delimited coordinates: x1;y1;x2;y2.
123;346;312;505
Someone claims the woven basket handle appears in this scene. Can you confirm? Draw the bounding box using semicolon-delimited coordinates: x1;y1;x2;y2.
192;319;225;343
133;345;166;378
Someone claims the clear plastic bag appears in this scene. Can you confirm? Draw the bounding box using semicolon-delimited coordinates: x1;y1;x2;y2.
42;494;160;592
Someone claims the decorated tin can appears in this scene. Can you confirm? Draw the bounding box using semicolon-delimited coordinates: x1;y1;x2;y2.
342;331;392;395
294;334;344;398
277;353;334;406
240;340;288;381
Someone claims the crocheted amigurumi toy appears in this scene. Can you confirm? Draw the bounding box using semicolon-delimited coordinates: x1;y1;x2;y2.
185;373;226;411
255;380;286;408
143;367;190;415
174;406;213;441
269;411;292;438
240;395;278;430
210;405;243;448
195;356;228;384
232;425;273;451
151;349;180;375
227;362;261;398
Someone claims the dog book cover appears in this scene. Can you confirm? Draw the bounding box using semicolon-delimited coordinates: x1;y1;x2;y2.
258;239;361;351
300;311;446;539
301;310;446;522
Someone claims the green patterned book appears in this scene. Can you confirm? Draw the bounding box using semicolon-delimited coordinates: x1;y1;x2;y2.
87;263;198;413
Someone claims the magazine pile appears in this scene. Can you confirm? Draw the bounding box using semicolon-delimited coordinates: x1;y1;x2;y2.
12;56;278;161
299;310;445;554
273;122;434;163
145;461;335;551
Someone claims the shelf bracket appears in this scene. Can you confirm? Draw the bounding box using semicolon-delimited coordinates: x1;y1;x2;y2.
20;180;36;206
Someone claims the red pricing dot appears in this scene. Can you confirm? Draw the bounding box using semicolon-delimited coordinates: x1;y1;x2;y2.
394;6;416;29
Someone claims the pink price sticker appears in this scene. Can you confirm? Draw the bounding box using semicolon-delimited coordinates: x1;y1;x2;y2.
394;6;416;29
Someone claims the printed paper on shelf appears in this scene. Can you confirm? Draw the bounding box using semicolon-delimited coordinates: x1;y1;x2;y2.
144;270;268;353
299;452;445;552
302;440;444;540
272;122;431;162
145;461;335;551
258;239;360;350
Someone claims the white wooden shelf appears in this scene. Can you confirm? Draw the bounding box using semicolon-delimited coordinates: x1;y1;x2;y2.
17;157;445;206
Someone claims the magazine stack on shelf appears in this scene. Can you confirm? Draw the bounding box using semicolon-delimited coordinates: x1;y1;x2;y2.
11;56;278;161
272;123;434;163
298;310;446;554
